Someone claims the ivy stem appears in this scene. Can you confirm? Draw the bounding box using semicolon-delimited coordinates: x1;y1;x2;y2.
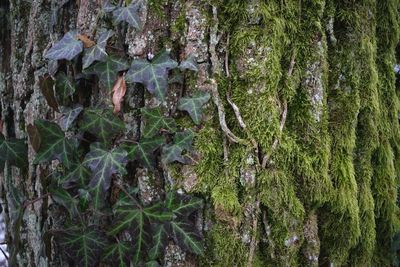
23;193;51;209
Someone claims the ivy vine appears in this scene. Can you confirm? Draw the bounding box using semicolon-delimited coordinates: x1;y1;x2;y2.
0;1;210;266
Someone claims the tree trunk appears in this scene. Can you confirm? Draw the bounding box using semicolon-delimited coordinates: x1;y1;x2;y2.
1;0;400;266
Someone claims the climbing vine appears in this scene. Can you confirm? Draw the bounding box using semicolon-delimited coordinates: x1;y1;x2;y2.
0;1;209;266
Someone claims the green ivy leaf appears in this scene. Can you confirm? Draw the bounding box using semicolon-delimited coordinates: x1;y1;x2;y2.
33;120;77;169
148;223;169;260
84;143;127;209
122;136;165;169
50;187;79;218
82;30;114;69
145;261;162;267
109;198;172;264
126;51;178;100
55;72;76;105
80;108;125;144
61;162;91;189
142;107;177;138
113;2;142;29
60;226;107;267
103;0;116;13
45;31;83;61
170;220;203;255
179;55;198;72
0;133;28;170
59;105;83;131
84;56;129;90
177;91;210;124
166;192;203;218
102;241;132;267
161;130;194;164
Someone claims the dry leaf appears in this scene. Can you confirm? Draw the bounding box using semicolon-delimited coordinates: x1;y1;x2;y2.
112;75;127;113
27;124;41;152
76;34;96;48
39;75;59;112
0;119;3;133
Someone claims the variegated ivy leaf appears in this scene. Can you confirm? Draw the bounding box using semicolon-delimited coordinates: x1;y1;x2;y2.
84;143;127;209
141;107;177;138
113;2;142;29
0;133;28;171
80;108;125;144
161;130;194;164
50;187;79;218
126;50;178;101
179;55;198;72
61;162;91;189
60;226;107;267
108;198;172;265
82;30;114;69
84;56;129;90
121;136;165;169
33;120;78;169
177;91;210;124
59;105;83;131
102;241;132;267
45;31;83;61
171;220;203;255
55;72;76;105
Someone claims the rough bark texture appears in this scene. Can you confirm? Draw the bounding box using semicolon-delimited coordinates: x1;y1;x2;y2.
1;0;400;266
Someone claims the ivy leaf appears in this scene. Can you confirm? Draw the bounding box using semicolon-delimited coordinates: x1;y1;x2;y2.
39;75;59;112
148;223;169;260
84;56;129;90
161;130;194;164
145;261;162;267
60;226;107;267
122;136;165;169
179;56;198;72
61;162;91;189
166;192;203;218
113;2;142;29
33;120;77;169
109;199;172;264
79;189;91;211
45;31;83;61
126;51;178;101
142;107;177;138
0;133;28;170
59;105;84;131
50;187;79;218
84;143;127;209
102;241;132;267
80;108;125;144
170;220;203;255
55;72;76;105
177;91;210;124
82;30;114;69
103;0;116;13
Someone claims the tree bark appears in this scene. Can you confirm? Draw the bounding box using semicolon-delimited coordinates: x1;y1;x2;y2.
1;0;400;266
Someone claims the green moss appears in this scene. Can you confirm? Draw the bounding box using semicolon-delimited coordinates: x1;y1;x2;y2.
201;224;247;267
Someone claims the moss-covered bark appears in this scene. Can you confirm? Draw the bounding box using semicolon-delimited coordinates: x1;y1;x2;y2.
1;0;399;266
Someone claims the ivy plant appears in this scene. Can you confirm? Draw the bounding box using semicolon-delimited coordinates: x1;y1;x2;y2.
2;1;211;266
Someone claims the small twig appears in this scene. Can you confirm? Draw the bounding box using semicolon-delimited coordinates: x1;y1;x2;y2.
210;80;246;145
23;193;50;209
247;199;260;267
0;246;8;261
261;53;295;168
